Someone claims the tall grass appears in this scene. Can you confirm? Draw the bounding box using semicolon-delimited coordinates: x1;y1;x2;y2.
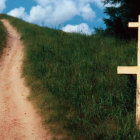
0;20;6;56
1;14;140;139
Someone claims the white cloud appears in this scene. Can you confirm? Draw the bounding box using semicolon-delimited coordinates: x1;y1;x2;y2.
8;0;97;26
27;5;52;25
62;23;93;35
8;7;28;19
0;0;6;13
7;0;120;27
105;2;121;8
77;0;120;9
80;4;96;20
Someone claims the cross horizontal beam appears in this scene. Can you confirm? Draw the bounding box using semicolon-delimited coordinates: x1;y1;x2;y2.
117;66;140;74
128;22;140;28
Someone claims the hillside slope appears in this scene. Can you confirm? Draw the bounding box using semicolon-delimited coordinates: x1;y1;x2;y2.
0;20;6;56
0;14;140;139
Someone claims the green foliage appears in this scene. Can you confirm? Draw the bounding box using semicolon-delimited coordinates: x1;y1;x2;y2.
0;20;6;56
104;0;140;39
1;14;140;139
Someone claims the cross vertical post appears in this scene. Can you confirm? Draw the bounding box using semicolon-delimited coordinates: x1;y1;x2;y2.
117;15;140;129
136;15;140;128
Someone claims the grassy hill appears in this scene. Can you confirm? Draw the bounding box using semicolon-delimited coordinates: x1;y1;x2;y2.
0;14;140;139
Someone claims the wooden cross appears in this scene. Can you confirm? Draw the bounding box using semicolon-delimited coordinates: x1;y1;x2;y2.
117;15;140;128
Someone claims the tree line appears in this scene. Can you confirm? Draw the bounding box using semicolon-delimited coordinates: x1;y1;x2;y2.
103;0;140;39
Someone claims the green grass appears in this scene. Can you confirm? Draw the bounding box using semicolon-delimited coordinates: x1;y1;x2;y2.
0;14;140;139
0;20;6;56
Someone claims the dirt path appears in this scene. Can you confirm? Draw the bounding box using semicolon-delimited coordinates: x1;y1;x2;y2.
0;20;51;140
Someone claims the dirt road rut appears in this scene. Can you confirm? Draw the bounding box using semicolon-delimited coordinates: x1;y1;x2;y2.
0;20;49;140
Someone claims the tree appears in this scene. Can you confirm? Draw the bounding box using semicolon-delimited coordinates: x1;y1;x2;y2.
104;0;140;39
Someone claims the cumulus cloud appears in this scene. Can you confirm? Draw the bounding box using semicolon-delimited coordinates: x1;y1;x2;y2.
0;0;6;13
8;0;98;26
8;7;28;19
80;4;96;20
28;0;78;26
7;0;120;27
62;23;93;35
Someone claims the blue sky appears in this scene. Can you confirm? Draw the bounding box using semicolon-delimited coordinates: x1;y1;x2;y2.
0;0;109;35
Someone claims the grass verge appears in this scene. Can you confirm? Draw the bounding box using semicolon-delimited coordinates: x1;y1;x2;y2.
0;19;6;56
0;14;140;139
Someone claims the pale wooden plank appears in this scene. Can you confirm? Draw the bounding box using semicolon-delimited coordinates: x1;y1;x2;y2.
117;66;138;74
128;22;140;28
137;27;140;66
138;25;140;66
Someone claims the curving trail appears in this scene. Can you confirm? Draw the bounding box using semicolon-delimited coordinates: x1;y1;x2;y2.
0;20;51;140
